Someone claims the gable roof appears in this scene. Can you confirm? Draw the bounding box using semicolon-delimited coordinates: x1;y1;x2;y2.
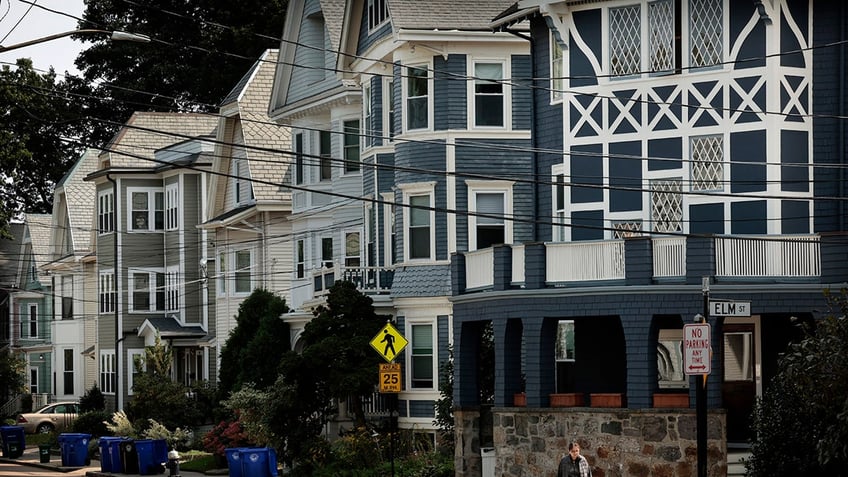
54;149;99;254
99;112;218;169
23;214;53;271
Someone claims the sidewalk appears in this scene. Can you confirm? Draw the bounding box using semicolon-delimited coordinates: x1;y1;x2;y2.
0;444;213;477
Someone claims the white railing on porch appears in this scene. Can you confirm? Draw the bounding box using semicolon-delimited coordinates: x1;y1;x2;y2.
653;237;687;278
466;248;494;290
511;244;525;284
546;240;625;282
715;235;820;278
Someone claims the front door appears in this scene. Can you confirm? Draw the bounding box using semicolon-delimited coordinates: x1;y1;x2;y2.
722;322;756;443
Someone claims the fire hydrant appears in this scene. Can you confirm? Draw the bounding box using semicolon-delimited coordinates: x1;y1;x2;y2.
167;449;181;477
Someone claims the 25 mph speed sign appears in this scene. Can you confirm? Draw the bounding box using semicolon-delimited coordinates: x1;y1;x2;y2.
683;323;712;375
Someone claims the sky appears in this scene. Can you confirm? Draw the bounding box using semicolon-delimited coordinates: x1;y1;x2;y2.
0;0;86;76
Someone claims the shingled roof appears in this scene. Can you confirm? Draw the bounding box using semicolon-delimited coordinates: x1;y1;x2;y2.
387;0;517;31
99;112;218;169
23;214;53;270
55;149;99;254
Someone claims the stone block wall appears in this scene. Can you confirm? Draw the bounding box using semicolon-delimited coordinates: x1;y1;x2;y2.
455;408;726;477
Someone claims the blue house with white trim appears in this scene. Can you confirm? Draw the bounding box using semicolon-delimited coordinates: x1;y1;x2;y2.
446;1;848;476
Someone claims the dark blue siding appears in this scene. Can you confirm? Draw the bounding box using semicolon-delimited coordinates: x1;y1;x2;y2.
781;130;809;192
648;137;682;171
455;139;534;250
511;55;532;130
569;9;600;88
394;140;448;260
730;130;767;193
356;9;392;57
370;76;383;148
532;15;564;242
435;55;467;131
570;144;603;203
572;210;603;241
781;200;809;234
609;141;642;212
731;201;767;234
730;1;765;69
690;203;724;234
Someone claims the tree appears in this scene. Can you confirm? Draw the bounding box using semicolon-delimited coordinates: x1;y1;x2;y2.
295;280;388;427
75;0;287;114
0;60;97;232
218;289;290;398
0;351;26;404
746;289;848;476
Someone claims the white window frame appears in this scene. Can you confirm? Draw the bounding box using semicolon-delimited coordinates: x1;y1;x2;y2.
100;350;116;394
383;77;396;142
165;183;179;231
408;320;436;390
233;249;254;295
555;320;576;362
98;189;115;234
343;119;361;174
166;265;180;312
27;303;38;338
551;163;567;242
608;4;642;78
295;238;306;279
127;187;164;232
367;0;389;32
469;60;507;129
689;0;723;69
320;236;334;268
381;192;396;266
404;64;432;132
362;82;373;150
343;229;362;267
99;270;116;314
400;182;436;262
128;268;165;313
550;30;564;103
62;348;75;396
128;349;146;396
466;180;514;251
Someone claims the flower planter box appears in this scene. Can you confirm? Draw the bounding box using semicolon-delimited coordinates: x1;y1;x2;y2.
549;393;583;407
653;393;690;408
590;393;623;408
513;393;526;407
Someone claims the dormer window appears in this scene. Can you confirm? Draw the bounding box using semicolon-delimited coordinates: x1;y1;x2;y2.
367;0;388;31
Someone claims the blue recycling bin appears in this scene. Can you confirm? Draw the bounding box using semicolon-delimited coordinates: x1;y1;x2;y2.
58;433;91;467
0;426;25;459
226;447;277;477
225;448;245;477
136;438;168;475
98;437;123;472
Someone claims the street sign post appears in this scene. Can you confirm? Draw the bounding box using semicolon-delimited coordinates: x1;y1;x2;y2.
370;322;408;363
683;323;712;375
709;300;751;317
379;363;402;393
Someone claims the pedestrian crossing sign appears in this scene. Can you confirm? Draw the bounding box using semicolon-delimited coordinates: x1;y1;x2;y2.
370;322;408;363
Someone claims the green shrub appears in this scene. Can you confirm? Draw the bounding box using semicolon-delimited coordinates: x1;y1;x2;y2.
79;384;105;412
71;411;111;437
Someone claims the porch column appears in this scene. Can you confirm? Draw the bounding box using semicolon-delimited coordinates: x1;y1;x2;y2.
523;316;556;407
454;319;481;407
621;313;653;408
492;244;512;291
493;317;523;406
523;242;546;290
451;252;466;295
624;237;653;285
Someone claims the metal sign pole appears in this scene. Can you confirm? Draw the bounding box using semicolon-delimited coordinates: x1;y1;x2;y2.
697;278;709;477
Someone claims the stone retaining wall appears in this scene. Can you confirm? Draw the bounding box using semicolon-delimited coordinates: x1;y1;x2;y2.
455;407;726;477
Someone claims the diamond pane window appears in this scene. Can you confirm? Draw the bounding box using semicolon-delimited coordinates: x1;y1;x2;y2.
613;220;643;238
649;0;675;72
651;178;683;233
690;0;722;68
691;135;723;191
610;5;641;76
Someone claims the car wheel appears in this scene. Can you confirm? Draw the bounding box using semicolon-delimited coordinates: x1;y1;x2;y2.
36;423;54;434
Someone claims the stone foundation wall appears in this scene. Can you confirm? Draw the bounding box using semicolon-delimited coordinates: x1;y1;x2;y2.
455;408;726;477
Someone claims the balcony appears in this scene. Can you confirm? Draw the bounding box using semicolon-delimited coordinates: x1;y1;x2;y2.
454;234;830;294
312;263;394;297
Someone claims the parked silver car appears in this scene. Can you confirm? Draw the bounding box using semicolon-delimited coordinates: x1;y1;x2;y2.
16;402;80;434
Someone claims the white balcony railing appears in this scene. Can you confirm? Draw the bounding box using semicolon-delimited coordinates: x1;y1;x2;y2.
511;244;525;284
653;237;687;278
465;248;494;290
715;235;820;278
546;240;626;283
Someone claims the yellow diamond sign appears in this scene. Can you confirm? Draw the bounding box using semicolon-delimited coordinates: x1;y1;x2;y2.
370;322;408;363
